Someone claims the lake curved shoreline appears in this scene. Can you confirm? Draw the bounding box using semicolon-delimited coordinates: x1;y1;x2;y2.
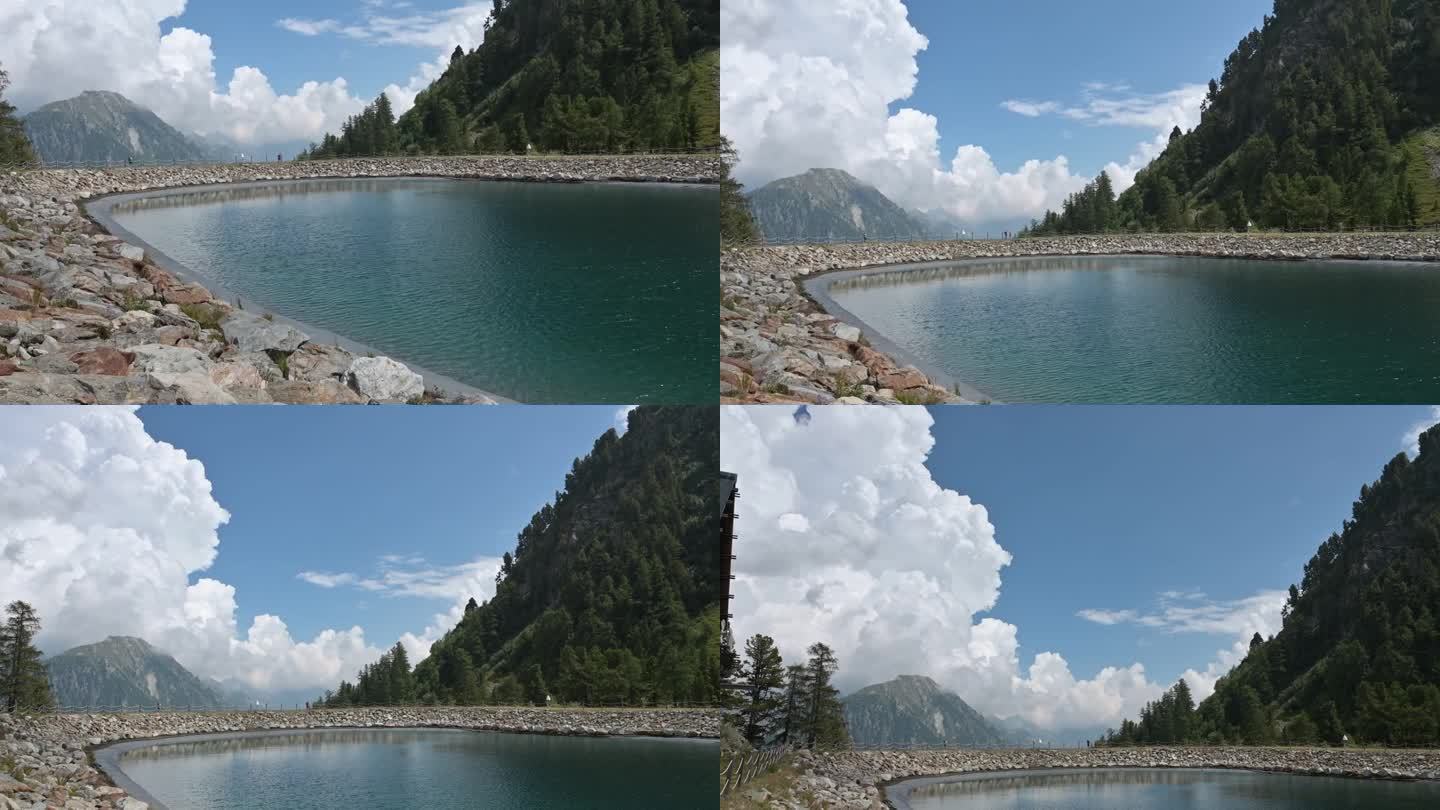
720;233;1440;405
747;747;1440;809
84;180;513;405
0;155;719;404
0;706;721;809
94;724;719;810
881;763;1440;810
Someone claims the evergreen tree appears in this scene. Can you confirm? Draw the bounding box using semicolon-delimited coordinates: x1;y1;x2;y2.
493;674;524;704
802;643;848;749
436;101;464;155
0;64;35;166
504;112;529;154
0;602;53;712
778;664;807;746
738;634;785;746
720;136;760;245
522;662;548;705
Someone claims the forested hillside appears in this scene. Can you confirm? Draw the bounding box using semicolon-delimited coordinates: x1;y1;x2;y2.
1104;422;1440;747
304;0;718;158
1027;0;1440;234
321;406;722;707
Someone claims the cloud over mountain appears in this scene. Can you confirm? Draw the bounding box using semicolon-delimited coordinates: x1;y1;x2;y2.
720;0;1204;227
0;408;393;692
720;405;1172;730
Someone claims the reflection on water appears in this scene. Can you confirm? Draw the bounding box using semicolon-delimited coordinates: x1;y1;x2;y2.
120;728;481;760
897;767;1440;809
820;254;1440;404
116;728;717;810
106;179;435;214
826;257;1131;293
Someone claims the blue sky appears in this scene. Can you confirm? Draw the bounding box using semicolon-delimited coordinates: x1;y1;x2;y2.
902;0;1270;177
169;1;435;104
137;404;625;655
721;0;1281;228
925;405;1434;688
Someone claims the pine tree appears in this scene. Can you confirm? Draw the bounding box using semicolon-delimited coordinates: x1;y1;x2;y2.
1171;679;1195;742
0;63;36;166
522;663;548;705
0;602;53;712
802;642;848;749
373;93;397;155
738;634;785;746
436;100;464;155
720;136;759;245
493;674;524;704
504;113;529;154
778;664;807;746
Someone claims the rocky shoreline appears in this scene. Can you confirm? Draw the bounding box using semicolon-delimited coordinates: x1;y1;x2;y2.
0;155;720;404
720;233;1440;405
741;746;1440;808
0;705;721;809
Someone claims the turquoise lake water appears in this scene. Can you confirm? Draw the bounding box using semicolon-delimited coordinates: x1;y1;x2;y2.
113;728;717;809
890;767;1440;809
104;178;716;403
817;255;1440;404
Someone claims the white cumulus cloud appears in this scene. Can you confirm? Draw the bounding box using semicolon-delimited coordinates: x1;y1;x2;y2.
1077;590;1288;701
720;405;1171;731
0;408;414;693
1;1;495;145
1403;406;1440;458
297;554;501;664
720;0;1207;228
0;0;370;146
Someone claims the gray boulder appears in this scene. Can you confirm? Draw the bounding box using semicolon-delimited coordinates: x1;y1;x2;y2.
221;310;309;354
345;356;423;403
128;344;210;375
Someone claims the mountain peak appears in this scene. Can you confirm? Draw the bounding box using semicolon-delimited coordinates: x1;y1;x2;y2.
747;167;940;243
843;674;1006;748
46;635;227;709
23;90;212;164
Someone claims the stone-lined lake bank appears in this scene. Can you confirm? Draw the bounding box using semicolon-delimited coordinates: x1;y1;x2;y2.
0;155;719;404
0;706;721;809
742;746;1440;809
720;233;1440;405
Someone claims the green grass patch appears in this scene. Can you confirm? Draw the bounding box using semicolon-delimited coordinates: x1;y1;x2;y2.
265;349;291;379
832;373;865;399
896;388;945;405
180;302;226;331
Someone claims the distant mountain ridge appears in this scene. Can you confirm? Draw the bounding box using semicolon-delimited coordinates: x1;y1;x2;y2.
22;91;211;165
842;674;1007;748
746;168;960;243
45;636;229;709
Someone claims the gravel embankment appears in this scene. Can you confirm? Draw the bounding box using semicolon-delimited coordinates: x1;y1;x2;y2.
734;746;1440;808
720;233;1440;405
